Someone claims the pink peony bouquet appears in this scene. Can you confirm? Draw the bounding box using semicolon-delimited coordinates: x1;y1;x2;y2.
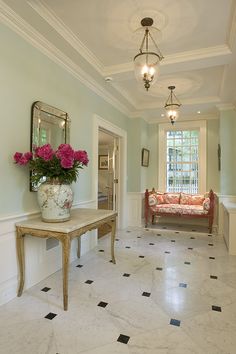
13;144;89;184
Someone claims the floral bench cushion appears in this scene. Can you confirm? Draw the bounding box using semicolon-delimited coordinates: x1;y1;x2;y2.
148;191;210;213
150;204;208;216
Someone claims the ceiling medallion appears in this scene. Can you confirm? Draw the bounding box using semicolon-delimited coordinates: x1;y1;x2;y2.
133;17;164;91
164;86;181;125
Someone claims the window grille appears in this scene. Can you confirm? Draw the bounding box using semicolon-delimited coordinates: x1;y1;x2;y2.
166;130;199;193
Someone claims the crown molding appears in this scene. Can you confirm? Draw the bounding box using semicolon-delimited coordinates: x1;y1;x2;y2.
104;45;231;76
147;113;218;125
26;1;232;78
111;82;137;108
27;0;105;75
0;0;130;117
215;103;236;111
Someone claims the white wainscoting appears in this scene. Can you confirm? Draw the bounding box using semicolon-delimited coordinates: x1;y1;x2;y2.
127;192;144;227
216;194;236;236
0;199;96;306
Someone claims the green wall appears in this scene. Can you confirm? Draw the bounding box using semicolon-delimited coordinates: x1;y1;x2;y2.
127;118;154;192
0;22;129;217
207;119;220;192
219;109;236;195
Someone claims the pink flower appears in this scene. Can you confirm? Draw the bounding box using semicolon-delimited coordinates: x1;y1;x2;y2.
24;152;33;160
13;151;33;165
14;152;23;163
74;150;89;166
35;144;54;161
60;158;73;169
56;144;74;161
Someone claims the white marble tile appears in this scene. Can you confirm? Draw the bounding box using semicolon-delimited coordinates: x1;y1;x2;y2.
128;325;205;354
1;225;236;354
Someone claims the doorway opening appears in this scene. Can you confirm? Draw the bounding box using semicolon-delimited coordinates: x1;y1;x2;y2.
98;129;119;238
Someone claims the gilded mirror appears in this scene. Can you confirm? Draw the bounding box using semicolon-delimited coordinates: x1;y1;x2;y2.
30;101;70;191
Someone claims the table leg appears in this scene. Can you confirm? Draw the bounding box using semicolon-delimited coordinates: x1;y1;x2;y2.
110;219;116;264
61;236;71;311
16;229;25;297
77;237;81;258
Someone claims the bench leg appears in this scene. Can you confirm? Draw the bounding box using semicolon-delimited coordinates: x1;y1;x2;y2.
152;215;155;225
209;215;213;234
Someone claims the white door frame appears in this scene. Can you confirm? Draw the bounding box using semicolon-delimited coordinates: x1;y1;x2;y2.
93;114;127;229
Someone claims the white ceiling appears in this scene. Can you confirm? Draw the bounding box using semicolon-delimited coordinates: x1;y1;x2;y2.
2;0;236;122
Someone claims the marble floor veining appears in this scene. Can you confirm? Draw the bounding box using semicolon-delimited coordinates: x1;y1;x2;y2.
1;224;236;354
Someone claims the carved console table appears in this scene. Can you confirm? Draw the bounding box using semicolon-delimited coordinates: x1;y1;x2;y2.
15;208;117;310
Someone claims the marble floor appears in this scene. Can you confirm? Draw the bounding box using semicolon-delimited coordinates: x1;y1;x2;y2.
1;224;236;354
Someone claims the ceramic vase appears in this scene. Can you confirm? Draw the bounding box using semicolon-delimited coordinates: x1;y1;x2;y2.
37;180;73;222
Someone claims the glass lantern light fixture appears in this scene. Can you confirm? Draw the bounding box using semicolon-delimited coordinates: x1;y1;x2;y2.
134;17;164;91
164;86;181;125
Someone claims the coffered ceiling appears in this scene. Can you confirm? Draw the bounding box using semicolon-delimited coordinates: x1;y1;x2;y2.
1;0;236;122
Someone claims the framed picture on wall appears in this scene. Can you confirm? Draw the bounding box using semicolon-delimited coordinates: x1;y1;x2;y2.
141;148;150;167
99;155;108;170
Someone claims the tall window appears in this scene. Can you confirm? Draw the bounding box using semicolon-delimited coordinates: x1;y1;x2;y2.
166;130;199;193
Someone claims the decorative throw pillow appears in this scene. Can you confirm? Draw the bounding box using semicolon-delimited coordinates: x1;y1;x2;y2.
180;193;205;205
180;193;192;205
148;194;157;206
189;195;205;205
163;193;180;204
156;194;165;204
203;197;210;211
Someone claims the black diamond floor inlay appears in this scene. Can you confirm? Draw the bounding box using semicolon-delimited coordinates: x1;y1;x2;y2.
170;318;181;326
165;251;170;254
212;305;222;312
99;249;104;252
190;237;195;239
44;312;57;320
156;267;163;271
210;275;218;279
171;240;176;242
188;247;193;250
209;257;215;259
149;243;155;245
175;232;179;234
208;244;214;246
179;283;187;288
139;255;145;258
41;287;51;292
123;273;130;277
117;334;130;344
126;231;131;233
142;292;151;297
137;236;141;238
115;239;119;241
157;234;161;236
97;301;108;308
184;261;191;265
125;246;131;249
76;264;83;268
85;280;93;284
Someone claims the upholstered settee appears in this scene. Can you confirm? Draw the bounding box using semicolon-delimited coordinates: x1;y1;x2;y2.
145;189;215;233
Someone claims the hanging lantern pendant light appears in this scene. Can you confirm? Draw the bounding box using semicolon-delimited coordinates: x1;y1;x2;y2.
134;17;164;91
164;86;181;125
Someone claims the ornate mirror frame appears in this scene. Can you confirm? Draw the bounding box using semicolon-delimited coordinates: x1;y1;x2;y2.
30;101;70;191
